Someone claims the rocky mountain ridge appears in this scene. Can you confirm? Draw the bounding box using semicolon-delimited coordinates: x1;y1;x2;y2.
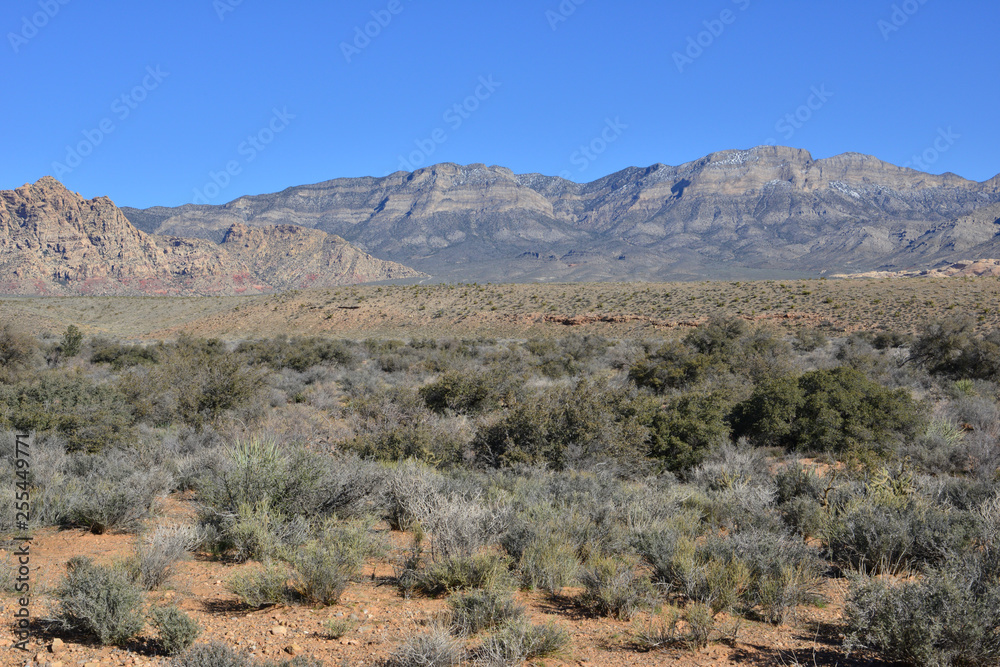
122;145;1000;281
0;177;424;296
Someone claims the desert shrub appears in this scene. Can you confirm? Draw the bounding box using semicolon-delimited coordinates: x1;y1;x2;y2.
348;419;469;467
0;553;14;593
792;327;828;352
524;334;608;378
477;620;570;665
60;324;85;357
173;641;251;667
198;436;316;516
55;556;145;646
151;605;201;656
0;323;38;378
647;392;732;472
637;528;824;624
258;657;326;667
323;617;356;639
289;518;380;605
633;603;716;651
412;552;515;597
1;370;137;453
447;589;525;636
176;352;267;429
226;561;293;608
628;339;712;392
846;558;1000;666
911;317;1000;381
237;336;357;372
381;459;445;531
91;339;161;369
385;626;465;667
691;441;772;491
472;378;650;469
415;492;511;563
686;316;749;357
419;368;519;415
578;555;653;620
825;495;976;575
210;498;309;563
127;524;197;590
731;366;923;456
515;531;580;595
62;451;172;533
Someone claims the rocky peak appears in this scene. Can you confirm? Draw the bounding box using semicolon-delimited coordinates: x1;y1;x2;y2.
0;177;424;295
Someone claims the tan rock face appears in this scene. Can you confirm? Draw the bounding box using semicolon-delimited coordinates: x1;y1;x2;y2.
121;147;1000;281
0;177;424;295
219;223;425;290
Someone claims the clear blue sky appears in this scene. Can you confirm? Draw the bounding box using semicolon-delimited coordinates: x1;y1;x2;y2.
2;0;998;208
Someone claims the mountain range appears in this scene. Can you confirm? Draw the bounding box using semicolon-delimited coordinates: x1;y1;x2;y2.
2;145;1000;295
121;145;1000;282
0;177;423;296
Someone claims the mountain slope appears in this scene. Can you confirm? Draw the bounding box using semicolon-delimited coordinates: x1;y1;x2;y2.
0;178;424;296
121;146;1000;281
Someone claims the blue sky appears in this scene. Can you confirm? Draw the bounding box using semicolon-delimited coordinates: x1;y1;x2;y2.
2;0;998;208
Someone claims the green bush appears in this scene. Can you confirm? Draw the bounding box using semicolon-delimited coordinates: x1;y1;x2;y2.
237;336;357;372
91;339;161;369
411;553;514;597
731;366;923;456
911;317;1000;381
55;556;145;646
151;605;201;656
1;370;137;453
515;532;579;595
60;324;84;358
647;392;732;472
578;555;653;620
472;379;648;469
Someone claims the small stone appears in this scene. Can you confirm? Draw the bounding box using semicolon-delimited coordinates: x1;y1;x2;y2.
84;662;102;667
285;644;303;656
270;626;288;635
35;653;47;663
50;638;66;653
